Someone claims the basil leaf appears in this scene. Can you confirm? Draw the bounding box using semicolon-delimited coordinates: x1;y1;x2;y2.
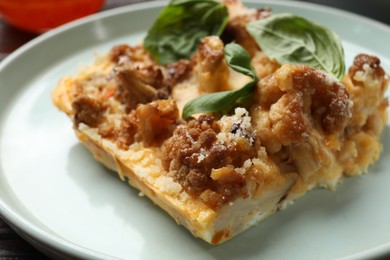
224;43;257;79
247;13;345;80
144;0;228;64
182;43;258;119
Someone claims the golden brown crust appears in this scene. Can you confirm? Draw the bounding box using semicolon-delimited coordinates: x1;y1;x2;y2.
252;64;352;153
161;115;256;209
115;64;167;112
349;54;385;86
338;54;389;175
343;54;388;132
133;100;179;146
72;96;107;127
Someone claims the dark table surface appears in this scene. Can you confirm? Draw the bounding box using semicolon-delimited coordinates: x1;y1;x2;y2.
0;0;389;259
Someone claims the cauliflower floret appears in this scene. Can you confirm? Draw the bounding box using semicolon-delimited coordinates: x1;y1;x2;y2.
196;36;230;93
251;64;352;192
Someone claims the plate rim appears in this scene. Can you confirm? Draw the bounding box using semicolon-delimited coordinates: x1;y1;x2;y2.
0;0;389;259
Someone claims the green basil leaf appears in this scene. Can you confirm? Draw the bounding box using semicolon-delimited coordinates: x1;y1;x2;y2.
182;43;258;119
247;13;345;80
144;0;228;65
224;43;258;79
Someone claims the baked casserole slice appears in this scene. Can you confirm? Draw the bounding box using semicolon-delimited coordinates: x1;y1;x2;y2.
52;0;388;245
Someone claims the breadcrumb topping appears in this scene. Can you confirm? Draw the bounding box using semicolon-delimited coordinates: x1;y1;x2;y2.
217;107;256;145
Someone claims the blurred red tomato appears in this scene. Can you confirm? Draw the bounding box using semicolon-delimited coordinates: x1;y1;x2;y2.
0;0;105;33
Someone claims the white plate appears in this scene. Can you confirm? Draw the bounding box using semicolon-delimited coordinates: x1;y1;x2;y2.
0;1;389;259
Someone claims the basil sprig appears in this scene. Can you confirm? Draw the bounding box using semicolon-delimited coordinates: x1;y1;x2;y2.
182;43;258;119
144;0;228;64
247;13;345;80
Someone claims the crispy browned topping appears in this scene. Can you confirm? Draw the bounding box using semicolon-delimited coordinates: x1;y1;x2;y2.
253;65;351;153
115;64;169;112
72;96;106;127
162;115;256;209
112;45;194;113
349;54;385;86
287;67;351;133
113;100;179;149
116;113;137;149
134;99;179;147
110;44;151;63
98;123;116;139
198;37;225;65
165;59;193;87
342;53;388;139
110;44;132;63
